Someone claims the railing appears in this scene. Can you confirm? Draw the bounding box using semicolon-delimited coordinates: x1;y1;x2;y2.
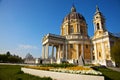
48;33;65;38
65;34;88;40
42;33;88;42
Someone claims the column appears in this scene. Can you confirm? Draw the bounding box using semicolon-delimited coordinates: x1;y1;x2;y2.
58;45;60;59
56;46;58;59
51;45;54;64
90;44;93;62
62;44;64;59
79;43;84;65
65;43;68;60
94;43;97;60
45;44;49;59
52;45;54;58
81;43;84;60
42;45;45;59
76;44;79;59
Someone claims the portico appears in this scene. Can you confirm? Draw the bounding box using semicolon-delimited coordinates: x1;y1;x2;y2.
42;33;65;63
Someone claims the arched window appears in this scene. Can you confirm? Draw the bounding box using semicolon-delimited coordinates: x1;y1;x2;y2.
70;25;74;34
97;23;100;30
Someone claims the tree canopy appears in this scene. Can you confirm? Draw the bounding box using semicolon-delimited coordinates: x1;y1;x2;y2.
0;51;23;63
111;39;120;67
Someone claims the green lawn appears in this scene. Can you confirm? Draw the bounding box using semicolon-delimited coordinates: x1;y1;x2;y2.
0;64;52;80
92;66;120;80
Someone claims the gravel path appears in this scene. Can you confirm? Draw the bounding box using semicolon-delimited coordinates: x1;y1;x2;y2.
21;68;104;80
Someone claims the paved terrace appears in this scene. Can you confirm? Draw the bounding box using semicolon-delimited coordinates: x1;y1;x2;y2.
108;67;120;72
21;68;104;80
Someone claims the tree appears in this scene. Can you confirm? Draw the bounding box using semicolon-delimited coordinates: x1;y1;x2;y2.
6;51;11;56
25;53;34;59
0;51;23;63
111;39;120;67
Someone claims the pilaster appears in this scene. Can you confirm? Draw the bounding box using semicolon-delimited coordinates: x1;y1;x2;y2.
101;41;106;60
94;43;97;61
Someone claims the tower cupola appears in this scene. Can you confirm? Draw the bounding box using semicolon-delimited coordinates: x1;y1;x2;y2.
93;5;106;34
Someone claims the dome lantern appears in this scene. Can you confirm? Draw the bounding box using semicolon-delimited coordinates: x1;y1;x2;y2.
71;5;76;12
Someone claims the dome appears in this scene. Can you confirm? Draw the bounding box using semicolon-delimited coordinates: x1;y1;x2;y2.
63;5;86;23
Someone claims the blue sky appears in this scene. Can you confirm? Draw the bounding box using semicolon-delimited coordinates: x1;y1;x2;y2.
0;0;120;58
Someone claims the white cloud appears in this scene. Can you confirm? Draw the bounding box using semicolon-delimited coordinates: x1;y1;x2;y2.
18;44;38;50
0;44;40;58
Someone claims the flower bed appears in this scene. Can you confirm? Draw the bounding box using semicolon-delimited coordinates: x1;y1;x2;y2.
49;68;102;75
49;66;102;75
24;65;102;75
66;66;92;70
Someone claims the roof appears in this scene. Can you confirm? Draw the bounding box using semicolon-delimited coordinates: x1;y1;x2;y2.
62;5;86;23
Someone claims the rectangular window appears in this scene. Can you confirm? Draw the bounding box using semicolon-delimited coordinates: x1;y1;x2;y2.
70;44;73;48
93;56;95;60
70;25;74;34
80;29;83;34
86;44;88;48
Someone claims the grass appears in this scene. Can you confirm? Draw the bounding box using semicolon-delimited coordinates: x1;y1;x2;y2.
2;64;119;80
0;65;52;80
92;66;120;80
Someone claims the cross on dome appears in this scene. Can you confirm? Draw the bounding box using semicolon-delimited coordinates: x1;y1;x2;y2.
71;5;76;12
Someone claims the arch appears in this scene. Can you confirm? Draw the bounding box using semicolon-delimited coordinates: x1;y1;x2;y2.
97;23;100;30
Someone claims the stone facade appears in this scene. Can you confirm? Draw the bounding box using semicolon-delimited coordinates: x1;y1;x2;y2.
41;5;117;66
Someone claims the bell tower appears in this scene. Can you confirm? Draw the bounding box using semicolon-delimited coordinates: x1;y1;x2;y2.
93;5;106;34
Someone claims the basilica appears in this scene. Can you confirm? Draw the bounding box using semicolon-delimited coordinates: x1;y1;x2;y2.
41;5;117;66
